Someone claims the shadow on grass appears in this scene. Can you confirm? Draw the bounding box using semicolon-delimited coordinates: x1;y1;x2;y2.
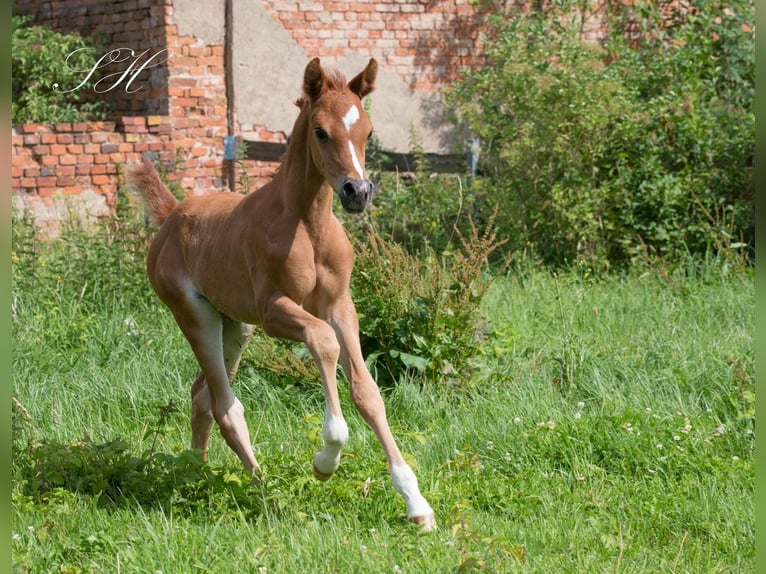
16;436;269;517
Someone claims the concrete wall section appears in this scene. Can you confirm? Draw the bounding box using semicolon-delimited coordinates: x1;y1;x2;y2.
233;0;488;153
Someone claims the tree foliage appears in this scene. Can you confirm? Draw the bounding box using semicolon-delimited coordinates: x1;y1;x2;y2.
12;15;108;124
448;0;754;268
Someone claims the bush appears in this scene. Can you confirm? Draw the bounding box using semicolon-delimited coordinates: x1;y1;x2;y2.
350;214;506;387
12;15;108;124
448;0;754;268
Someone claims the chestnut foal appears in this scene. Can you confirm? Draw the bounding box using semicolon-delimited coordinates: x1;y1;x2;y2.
126;58;436;530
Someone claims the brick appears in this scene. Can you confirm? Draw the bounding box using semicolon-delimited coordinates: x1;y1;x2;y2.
39;166;56;177
94;154;110;164
67;144;84;154
59;154;77;165
33;145;50;156
57;176;75;186
54;123;72;132
146;115;170;125
23;134;41;145
84;143;101;154
21;124;39;134
20;178;36;188
76;155;94;165
57;165;75;176
38;187;57;197
41;133;57;144
41;155;59;166
37;177;56;187
120;116;145;125
102;143;120;153
57;133;74;144
92;175;111;185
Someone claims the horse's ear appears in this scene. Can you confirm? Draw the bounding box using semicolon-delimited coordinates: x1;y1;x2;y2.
349;58;378;99
303;57;325;102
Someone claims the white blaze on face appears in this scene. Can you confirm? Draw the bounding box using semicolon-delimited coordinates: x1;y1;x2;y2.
343;104;365;180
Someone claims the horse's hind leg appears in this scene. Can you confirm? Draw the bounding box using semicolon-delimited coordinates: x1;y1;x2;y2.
170;293;259;473
190;316;254;460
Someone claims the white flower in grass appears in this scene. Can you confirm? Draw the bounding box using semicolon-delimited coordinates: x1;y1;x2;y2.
673;435;681;441
124;317;139;336
512;416;522;424
712;425;726;437
576;401;585;410
574;412;582;420
12;533;20;541
645;407;652;414
656;443;663;450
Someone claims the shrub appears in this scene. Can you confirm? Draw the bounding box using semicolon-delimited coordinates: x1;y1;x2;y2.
448;0;754;268
350;214;506;387
12;15;108;124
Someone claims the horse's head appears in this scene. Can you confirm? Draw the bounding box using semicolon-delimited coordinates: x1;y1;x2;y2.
302;58;378;213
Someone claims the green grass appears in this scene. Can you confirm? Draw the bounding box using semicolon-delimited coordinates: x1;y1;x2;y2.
12;219;753;573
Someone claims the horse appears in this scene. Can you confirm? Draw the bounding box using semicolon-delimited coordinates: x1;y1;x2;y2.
125;58;436;530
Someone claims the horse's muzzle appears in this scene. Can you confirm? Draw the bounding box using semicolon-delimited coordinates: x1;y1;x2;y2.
339;178;373;213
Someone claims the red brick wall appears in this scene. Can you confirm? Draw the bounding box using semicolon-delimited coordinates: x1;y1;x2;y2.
11;117;177;237
261;0;493;91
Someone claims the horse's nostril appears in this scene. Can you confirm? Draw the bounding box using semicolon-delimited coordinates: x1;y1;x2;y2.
343;181;357;197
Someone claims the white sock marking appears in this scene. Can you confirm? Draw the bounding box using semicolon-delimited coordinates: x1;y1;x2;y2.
391;463;434;520
314;410;349;476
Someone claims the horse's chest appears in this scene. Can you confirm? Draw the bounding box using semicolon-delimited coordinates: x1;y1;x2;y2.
265;235;350;303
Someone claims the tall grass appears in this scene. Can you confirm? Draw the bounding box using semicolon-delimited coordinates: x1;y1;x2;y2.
12;207;753;572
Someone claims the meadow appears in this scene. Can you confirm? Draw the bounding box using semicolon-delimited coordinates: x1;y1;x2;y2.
11;209;754;573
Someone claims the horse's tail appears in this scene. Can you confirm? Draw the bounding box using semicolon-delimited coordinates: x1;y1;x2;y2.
125;157;178;227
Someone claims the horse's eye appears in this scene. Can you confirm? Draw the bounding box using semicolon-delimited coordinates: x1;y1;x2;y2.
314;127;329;142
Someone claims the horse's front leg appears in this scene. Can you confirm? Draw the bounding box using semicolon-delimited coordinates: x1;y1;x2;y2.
260;294;349;480
328;296;437;531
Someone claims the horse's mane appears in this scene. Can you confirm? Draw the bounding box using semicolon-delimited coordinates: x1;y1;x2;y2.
294;70;348;109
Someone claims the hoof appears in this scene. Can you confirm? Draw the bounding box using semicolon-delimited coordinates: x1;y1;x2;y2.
410;513;437;532
312;462;334;482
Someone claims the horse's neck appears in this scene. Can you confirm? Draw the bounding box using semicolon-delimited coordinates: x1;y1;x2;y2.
277;104;333;225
